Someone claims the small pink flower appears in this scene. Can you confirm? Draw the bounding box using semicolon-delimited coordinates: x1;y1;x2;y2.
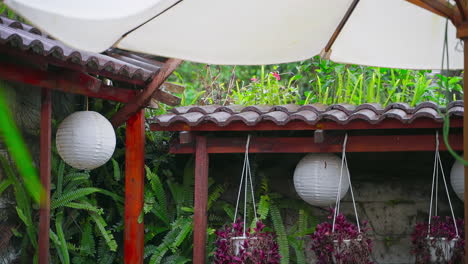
250;77;258;82
271;72;281;81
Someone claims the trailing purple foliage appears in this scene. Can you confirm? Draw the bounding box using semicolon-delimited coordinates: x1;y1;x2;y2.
411;216;464;263
214;219;281;264
310;211;373;264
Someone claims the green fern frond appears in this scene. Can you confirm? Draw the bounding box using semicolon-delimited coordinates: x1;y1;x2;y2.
144;245;158;259
80;221;95;256
0;178;12;196
97;238;116;264
55;210;70;264
170;218;192;250
51;187;101;209
162;254;191;264
111;159;121;182
56;161;65;196
145;166;167;212
90;213;117;252
257;195;270;220
207;185;224;210
270;204;289;264
65;202;103;214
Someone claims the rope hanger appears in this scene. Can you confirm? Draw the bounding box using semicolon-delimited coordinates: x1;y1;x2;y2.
427;131;459;238
332;133;361;234
233;135;258;237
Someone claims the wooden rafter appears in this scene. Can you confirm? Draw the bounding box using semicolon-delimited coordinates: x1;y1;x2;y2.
110;58;183;127
406;0;462;26
455;0;467;20
169;134;463;154
0;61;181;107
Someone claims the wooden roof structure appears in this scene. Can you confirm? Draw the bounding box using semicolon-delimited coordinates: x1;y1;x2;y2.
150;102;464;263
0;16;183;264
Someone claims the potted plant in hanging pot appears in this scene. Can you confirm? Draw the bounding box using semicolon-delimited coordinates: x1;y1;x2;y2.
214;219;281;264
411;216;464;263
310;211;373;264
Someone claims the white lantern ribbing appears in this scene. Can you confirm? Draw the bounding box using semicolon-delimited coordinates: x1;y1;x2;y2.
56;111;116;170
293;153;350;207
450;158;464;202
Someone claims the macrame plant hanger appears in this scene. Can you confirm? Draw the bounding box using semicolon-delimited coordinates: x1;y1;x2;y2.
332;134;361;236
233;135;258;240
427;131;459;239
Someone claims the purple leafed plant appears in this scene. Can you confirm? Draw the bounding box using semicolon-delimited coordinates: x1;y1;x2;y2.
214;219;281;264
411;216;464;264
310;211;373;264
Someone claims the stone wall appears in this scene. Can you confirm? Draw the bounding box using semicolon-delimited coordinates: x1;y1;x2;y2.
204;150;463;264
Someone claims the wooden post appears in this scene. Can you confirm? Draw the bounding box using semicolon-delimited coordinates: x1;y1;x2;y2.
193;136;208;264
38;88;51;264
464;37;468;264
124;110;145;264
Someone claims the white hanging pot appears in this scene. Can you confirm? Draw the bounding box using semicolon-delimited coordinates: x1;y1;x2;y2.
231;236;247;256
56;111;116;170
450;158;464;202
293;153;350;207
427;237;457;263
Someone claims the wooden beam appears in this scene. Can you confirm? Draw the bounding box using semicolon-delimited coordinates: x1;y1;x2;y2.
124;110;145;264
111;58;182;127
38;88;51;264
193;136;209;264
0;45;148;86
169;134;463;154
151;118;463;132
463;37;468;264
406;0;461;25
454;0;467;20
0;61;181;106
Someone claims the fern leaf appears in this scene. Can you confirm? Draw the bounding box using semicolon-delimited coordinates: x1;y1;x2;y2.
144;245;158;259
56;161;65;196
80;220;95;256
111;159;121;181
0;178;12;196
257;195;270;220
170;218;192;250
207;185;223;210
65;202;103;214
270;204;289;264
90;213;117;252
55;210;70;264
51;187;101;209
97;238;116;264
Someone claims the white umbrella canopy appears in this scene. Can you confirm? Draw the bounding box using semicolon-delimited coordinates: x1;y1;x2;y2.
5;0;463;69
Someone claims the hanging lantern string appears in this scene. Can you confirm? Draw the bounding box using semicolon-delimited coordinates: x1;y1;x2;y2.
427;131;459;238
233;135;258;237
332;133;361;234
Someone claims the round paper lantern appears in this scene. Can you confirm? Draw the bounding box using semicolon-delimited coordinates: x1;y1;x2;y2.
56;111;116;170
450;158;464;202
293;153;350;207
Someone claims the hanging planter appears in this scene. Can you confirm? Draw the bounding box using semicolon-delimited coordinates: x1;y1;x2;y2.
309;134;373;264
56;111;116;170
293;153;350;207
214;136;281;264
411;132;465;263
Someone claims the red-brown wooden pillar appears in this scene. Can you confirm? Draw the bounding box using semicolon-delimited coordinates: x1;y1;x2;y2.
463;36;468;264
38;88;51;264
124;109;145;264
193;136;209;264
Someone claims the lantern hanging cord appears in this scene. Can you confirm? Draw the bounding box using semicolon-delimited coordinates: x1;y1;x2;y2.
233;135;258;237
332;134;361;234
427;131;459;238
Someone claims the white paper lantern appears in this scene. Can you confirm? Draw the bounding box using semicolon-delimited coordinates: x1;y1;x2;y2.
450;158;464;202
56;111;116;170
293;153;350;207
